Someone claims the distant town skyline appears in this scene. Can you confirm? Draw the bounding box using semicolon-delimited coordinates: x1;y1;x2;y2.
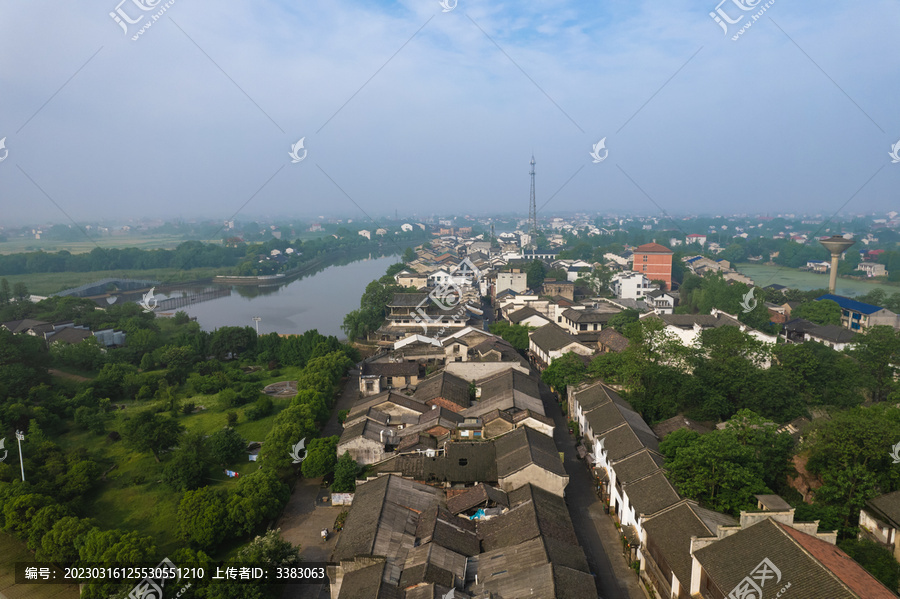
1;1;898;227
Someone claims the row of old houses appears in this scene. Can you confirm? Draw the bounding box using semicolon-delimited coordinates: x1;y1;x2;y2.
1;318;126;347
567;379;895;599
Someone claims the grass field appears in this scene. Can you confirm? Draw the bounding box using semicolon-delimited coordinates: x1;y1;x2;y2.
0;236;223;255
53;366;310;557
2;266;236;296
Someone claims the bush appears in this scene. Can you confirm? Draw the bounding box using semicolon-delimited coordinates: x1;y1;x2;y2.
209;428;247;466
182;402;196;415
246;396;274;421
332;452;359;493
225;411;238;427
337;410;349;424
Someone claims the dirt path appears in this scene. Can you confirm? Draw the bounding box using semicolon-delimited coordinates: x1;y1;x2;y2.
48;369;90;382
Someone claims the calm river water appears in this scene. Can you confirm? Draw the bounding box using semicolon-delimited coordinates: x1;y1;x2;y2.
155;254;399;338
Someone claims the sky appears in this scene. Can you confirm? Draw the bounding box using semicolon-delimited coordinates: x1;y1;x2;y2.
0;0;899;228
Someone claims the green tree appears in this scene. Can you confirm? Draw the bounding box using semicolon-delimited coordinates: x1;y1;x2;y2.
123;410;185;462
607;309;639;333
260;404;318;471
177;487;230;550
0;278;10;305
541;352;587;396
226;470;290;536
332;452;359;493
12;282;28;302
488;321;532;351
38;516;97;563
661;426;771;515
837;539;900;590
804;405;900;534
402;247;416;263
208;427;247;466
163;432;210;491
847;326;900;402
525;260;546;289
792;299;842;325
237;528;300;567
301;436;339;478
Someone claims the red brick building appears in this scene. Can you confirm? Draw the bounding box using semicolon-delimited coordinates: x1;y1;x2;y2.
632;242;674;289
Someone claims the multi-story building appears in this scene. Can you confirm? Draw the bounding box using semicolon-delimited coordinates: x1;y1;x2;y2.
817;294;900;331
611;271;653;300
632;243;674;289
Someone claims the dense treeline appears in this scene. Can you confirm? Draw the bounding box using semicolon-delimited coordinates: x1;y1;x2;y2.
0;229;427;277
0;290;359;598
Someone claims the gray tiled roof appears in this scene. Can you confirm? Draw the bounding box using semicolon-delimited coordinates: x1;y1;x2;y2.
694;518;895;599
479;484;578;551
651;414;712;439
642;501;722;591
446;484;509;514
610;448;665;485
336;561;401;599
415;506;480;557
362;361;419;377
865;489;900;529
658;312;742;329
333;475;444;562
415;372;471;408
388;293;431;307
561;308;615;323
495;427;566;479
529;323;583;352
621;470;681;517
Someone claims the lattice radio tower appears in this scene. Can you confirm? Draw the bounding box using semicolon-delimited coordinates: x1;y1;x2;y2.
528;155;537;242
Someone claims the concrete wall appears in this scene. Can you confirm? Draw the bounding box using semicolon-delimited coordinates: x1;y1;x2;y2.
499;464;567;497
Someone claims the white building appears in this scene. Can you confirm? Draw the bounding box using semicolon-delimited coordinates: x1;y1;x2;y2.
358;230;371;240
610;272;653;300
496;271;527;294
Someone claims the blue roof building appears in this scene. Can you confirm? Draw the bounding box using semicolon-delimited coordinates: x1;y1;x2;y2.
816;294;899;331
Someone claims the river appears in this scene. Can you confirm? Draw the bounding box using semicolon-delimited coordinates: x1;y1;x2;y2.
734;263;900;297
154;254;400;338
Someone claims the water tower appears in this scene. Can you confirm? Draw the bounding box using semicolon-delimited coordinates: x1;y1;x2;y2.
819;235;855;294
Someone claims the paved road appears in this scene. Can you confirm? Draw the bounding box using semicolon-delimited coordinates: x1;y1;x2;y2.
279;370;360;599
538;381;646;599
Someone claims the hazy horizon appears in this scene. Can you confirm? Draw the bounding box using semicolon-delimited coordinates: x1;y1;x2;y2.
2;0;898;228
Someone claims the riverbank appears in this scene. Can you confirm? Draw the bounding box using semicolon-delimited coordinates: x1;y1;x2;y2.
1;266;234;296
735;263;900;297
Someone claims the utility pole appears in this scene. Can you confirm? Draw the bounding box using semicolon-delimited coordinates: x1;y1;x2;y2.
15;430;24;482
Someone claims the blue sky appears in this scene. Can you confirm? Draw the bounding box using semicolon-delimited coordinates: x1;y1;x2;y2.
0;0;898;227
